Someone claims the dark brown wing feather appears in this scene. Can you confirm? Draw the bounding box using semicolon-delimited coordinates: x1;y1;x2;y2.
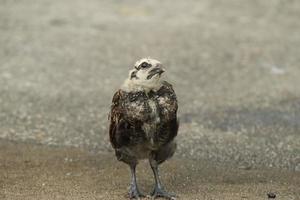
156;81;179;145
109;90;145;149
109;89;124;148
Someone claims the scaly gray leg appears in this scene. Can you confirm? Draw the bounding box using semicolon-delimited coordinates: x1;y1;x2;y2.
149;159;176;200
128;164;145;199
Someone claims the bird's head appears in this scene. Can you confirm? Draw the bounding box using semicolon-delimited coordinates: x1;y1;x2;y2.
123;58;165;92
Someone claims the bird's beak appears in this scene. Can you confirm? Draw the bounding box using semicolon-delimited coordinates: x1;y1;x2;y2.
147;67;165;79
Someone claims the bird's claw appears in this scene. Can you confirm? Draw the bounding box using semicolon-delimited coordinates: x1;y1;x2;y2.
129;188;145;199
150;188;176;200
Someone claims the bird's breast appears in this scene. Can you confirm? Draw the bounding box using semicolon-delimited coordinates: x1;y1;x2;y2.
141;99;161;145
124;100;148;122
147;99;160;123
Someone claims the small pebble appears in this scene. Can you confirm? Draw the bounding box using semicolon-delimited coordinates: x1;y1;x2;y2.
267;192;276;198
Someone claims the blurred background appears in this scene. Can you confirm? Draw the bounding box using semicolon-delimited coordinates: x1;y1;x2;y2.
0;0;300;199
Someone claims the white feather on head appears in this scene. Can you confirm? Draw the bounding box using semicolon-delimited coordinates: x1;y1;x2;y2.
122;58;165;93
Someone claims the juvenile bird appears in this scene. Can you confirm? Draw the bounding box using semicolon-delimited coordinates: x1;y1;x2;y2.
109;58;178;199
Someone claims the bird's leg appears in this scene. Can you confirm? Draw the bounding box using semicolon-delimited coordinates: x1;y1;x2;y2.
129;164;145;199
149;159;176;200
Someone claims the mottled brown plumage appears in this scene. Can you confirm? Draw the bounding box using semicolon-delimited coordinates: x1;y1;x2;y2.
109;58;178;199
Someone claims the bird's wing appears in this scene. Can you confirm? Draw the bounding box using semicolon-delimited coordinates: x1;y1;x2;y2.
109;89;144;149
156;81;179;145
159;81;178;118
109;89;124;149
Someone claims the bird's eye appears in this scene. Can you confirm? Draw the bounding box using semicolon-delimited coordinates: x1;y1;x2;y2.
140;62;150;69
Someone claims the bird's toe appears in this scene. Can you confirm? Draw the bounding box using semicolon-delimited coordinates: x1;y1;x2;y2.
129;188;145;199
150;188;176;200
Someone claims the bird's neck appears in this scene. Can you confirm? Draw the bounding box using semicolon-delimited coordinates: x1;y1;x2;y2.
121;78;163;93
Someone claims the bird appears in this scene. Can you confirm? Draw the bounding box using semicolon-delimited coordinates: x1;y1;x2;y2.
109;58;179;199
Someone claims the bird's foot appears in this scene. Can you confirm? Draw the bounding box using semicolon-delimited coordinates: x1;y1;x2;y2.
150;187;176;200
129;187;145;199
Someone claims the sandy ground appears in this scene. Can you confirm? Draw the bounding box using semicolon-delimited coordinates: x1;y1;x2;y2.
1;0;300;199
0;140;299;200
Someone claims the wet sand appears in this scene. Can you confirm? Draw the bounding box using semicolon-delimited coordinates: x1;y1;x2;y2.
1;140;299;200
